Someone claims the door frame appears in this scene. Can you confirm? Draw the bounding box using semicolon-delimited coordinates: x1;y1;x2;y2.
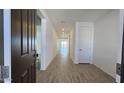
3;9;11;83
36;10;44;70
36;10;47;70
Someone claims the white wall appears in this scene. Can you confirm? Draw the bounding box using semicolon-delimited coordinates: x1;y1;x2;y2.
40;10;58;70
93;10;119;78
45;23;58;68
57;39;60;52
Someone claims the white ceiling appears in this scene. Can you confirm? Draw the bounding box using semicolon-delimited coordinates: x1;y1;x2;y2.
45;9;112;38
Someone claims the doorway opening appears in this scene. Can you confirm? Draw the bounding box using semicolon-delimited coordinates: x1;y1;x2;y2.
59;39;69;57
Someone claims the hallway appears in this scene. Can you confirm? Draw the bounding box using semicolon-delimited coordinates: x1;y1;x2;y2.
36;43;115;83
0;9;123;83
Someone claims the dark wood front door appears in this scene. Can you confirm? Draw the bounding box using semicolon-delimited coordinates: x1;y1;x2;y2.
11;9;36;83
0;10;3;66
0;10;3;83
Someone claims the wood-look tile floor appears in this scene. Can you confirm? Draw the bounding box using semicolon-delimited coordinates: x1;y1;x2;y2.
36;50;115;83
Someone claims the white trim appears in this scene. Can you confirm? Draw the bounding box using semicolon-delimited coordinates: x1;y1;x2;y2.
3;9;11;83
116;9;124;83
74;22;79;64
36;10;47;71
90;23;94;64
116;74;120;83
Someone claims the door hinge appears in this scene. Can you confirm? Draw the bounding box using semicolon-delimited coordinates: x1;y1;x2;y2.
0;65;9;81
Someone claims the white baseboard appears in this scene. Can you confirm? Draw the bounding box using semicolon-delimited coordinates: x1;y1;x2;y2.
40;53;58;71
116;74;120;83
74;61;79;64
40;67;46;71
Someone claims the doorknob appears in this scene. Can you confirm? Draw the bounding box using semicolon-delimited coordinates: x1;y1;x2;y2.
79;49;82;51
33;53;39;57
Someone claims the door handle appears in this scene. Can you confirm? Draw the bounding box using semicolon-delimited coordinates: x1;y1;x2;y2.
79;49;82;51
33;53;39;57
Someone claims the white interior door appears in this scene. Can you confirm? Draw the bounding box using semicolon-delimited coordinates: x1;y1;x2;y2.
77;22;93;63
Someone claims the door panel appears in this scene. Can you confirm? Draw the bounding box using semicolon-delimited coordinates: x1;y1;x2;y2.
21;10;28;55
11;9;36;83
77;23;93;63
